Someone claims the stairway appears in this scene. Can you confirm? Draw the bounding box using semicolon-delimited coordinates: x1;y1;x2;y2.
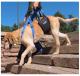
1;31;79;74
1;44;19;73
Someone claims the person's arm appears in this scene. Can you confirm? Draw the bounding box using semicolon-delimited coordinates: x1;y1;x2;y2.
24;10;32;22
24;17;27;23
20;11;30;27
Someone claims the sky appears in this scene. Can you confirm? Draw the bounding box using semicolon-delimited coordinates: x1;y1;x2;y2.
1;2;79;27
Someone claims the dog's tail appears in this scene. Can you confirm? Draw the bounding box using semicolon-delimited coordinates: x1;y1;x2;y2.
57;17;78;23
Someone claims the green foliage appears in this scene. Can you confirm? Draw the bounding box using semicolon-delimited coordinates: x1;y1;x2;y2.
60;21;78;33
68;14;74;18
54;11;79;33
1;25;11;32
68;14;79;32
12;23;18;31
1;10;79;33
1;23;18;32
54;11;65;19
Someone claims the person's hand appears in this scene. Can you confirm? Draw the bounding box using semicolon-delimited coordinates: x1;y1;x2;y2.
24;17;27;22
20;21;25;28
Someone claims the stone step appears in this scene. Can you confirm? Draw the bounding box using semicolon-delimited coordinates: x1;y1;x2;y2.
1;61;16;67
1;48;19;53
40;38;79;48
42;44;79;54
4;44;79;54
40;38;79;47
1;63;10;67
1;44;4;48
9;48;19;53
40;31;79;47
59;44;79;54
68;31;79;40
3;52;18;57
1;48;6;52
6;64;79;74
1;48;10;54
1;40;4;44
1;57;16;63
32;54;79;69
1;57;17;67
1;67;6;73
1;43;20;48
1;53;3;58
66;31;79;44
41;32;79;42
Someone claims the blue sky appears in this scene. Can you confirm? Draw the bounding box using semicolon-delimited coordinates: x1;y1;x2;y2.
1;2;79;27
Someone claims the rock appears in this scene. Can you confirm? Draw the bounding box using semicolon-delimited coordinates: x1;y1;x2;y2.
32;54;79;69
3;52;18;57
6;64;79;74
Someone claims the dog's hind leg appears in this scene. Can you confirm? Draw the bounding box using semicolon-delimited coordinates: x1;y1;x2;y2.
51;30;60;55
58;32;71;46
49;17;60;54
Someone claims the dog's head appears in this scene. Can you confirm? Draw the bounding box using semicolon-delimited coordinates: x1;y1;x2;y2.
3;33;14;49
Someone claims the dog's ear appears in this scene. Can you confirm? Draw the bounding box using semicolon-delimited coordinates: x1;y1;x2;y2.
8;34;14;44
8;37;13;44
3;34;8;42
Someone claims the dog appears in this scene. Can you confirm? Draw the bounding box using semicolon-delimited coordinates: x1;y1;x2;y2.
3;16;78;66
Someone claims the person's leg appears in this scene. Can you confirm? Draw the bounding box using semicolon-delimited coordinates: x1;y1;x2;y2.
35;41;43;53
17;44;26;63
51;30;60;55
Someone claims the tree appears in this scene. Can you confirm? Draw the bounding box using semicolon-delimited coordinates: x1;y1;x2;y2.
68;14;79;32
1;25;11;32
1;24;5;31
12;23;18;31
68;14;74;18
54;11;65;19
53;11;68;33
53;12;79;33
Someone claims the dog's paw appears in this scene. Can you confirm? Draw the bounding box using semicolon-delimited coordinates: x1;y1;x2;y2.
52;51;59;55
19;62;24;66
66;43;71;46
24;63;31;66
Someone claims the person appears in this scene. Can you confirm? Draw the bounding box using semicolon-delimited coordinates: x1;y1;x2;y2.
17;2;44;63
24;2;42;22
21;2;43;38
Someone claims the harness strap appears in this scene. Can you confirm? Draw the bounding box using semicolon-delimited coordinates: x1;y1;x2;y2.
37;9;45;21
29;17;35;38
21;9;44;38
21;16;35;38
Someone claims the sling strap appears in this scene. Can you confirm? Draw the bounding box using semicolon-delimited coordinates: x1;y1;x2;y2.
21;16;35;38
21;9;44;38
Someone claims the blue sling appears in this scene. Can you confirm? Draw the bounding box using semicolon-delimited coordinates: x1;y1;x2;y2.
21;9;43;38
21;16;35;38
